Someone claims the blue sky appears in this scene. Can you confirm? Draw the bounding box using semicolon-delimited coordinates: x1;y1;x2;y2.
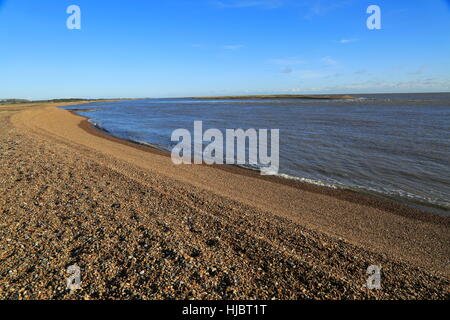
1;0;449;99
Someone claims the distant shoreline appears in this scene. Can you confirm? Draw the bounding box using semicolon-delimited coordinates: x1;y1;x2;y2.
188;94;355;100
4;93;450;104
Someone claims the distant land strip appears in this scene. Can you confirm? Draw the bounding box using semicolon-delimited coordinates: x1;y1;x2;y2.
189;94;355;100
1;95;355;105
0;98;141;105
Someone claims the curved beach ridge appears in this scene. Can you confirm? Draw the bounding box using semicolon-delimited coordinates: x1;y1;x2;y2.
1;102;449;300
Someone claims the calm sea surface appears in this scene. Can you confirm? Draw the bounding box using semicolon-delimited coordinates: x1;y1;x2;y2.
64;93;450;214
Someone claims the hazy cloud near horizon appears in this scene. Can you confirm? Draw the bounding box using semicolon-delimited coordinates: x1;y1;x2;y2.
222;44;244;50
212;0;284;8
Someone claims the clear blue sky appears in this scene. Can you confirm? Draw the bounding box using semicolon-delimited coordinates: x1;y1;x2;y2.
1;0;449;100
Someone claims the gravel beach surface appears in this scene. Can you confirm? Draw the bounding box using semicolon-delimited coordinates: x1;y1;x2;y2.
0;103;448;300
